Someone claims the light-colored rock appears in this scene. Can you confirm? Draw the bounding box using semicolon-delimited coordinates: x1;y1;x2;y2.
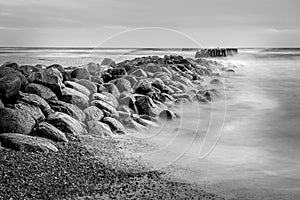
91;100;119;118
84;106;104;121
75;79;97;94
24;83;58;101
65;81;91;96
87;120;113;137
103;83;120;99
61;87;89;108
92;92;119;108
34;121;68;142
103;117;127;134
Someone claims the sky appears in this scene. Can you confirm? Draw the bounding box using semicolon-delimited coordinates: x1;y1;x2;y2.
0;0;299;47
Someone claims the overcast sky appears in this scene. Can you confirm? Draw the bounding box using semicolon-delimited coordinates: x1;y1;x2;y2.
0;0;299;47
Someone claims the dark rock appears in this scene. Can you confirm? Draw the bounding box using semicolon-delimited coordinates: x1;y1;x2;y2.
210;79;221;84
0;73;22;99
171;93;192;102
135;79;153;95
86;62;101;75
192;94;209;103
1;61;19;70
101;58;116;66
0;66;28;87
130;69;147;78
135;96;161;117
0;107;36;135
75;79;97;94
0;133;58;153
226;69;235;72
9;101;45;123
61;87;89;109
65;81;91;96
70;67;91;81
87;120;113;137
18;65;43;78
91;100;119;119
46;64;64;73
159;110;177;120
103;83;120;99
112;78;132;93
83;106;104;121
48;99;86;122
24;83;58;101
34;121;68;142
107;68;127;80
102;117;127;134
28;68;65;96
118;92;137;112
92;92;119;108
47;112;87;140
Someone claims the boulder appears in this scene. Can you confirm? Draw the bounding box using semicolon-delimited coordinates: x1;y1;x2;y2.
65;81;91;96
130;69;147;78
47;112;87;140
1;61;19;70
192;94;209;103
101;58;116;66
87;120;113;137
112;78;132;93
0;107;36;135
124;75;138;88
143;63;162;73
92;92;119;108
61;87;89;108
159;110;177;120
86;62;101;75
28;68;64;96
0;99;4;108
135;96;161;117
16;92;52;117
75;79;97;94
125;119;147;131
34;121;68;142
0;133;58;153
46;64;64;73
134;79;153;95
84;106;104;121
0;73;22;99
171;93;192;102
102;117;127;135
91;100;119;119
18;65;43;78
103;83;120;99
118;92;137;112
70;67;91;81
48;99;86;122
107;68;127;80
210;79;221;84
24;83;58;101
0;66;28;87
9;101;45;123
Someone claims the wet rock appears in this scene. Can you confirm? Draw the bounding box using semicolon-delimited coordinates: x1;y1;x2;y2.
61;87;89;109
28;68;64;96
83;106;104;121
0;66;28;86
0;107;36;135
151;82;174;95
210;79;221;84
16;92;52;117
70;67;91;81
192;94;209;103
47;112;87;140
130;69;147;78
135;79;153;95
65;81;91;96
135;95;161;117
168;85;183;94
125;118;147;131
226;69;235;72
112;78;132;93
1;61;19;70
75;79;97;94
118;92;137;112
171;93;192;102
92;92;119;108
87;120;113;137
0;133;58;153
102;117;127;134
101;58;116;66
48;99;86;122
0;72;22;99
24;83;58;101
34;121;68;142
91;100;119;119
103;83;120;99
9;101;45;123
159;110;177;120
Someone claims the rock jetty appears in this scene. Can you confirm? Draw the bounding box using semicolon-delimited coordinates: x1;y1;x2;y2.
195;48;238;58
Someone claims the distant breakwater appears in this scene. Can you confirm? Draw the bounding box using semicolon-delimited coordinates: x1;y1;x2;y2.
195;48;238;58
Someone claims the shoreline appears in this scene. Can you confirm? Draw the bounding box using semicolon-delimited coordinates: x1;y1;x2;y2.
0;54;233;199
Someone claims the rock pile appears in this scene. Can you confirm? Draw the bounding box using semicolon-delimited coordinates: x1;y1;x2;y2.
0;56;230;153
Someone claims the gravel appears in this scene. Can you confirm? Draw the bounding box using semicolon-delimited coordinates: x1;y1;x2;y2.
0;137;224;200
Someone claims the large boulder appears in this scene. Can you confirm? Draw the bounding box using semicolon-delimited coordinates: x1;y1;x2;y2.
61;87;89;108
9;101;45;123
75;79;97;94
48;99;86;122
159;110;178;121
112;78;132;93
0;107;36;135
102;117;127;135
84;106;104;122
107;68;127;80
103;83;120;99
0;73;22;99
47;112;87;140
87;120;113;137
28;68;64;96
1;61;19;70
92;92;119;108
0;133;58;153
70;67;91;81
91;100;119;119
135;96;161;117
33;121;68;142
118;92;137;113
24;83;58;101
134;79;153;95
46;64;64;73
0;66;28;87
65;81;91;96
18;65;43;78
124;75;138;88
143;63;162;73
130;69;147;78
101;58;116;66
16;92;52;117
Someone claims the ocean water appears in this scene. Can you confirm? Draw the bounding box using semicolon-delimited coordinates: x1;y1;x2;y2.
1;48;300;199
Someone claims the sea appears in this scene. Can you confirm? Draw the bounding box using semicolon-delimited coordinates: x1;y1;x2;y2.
1;47;300;199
